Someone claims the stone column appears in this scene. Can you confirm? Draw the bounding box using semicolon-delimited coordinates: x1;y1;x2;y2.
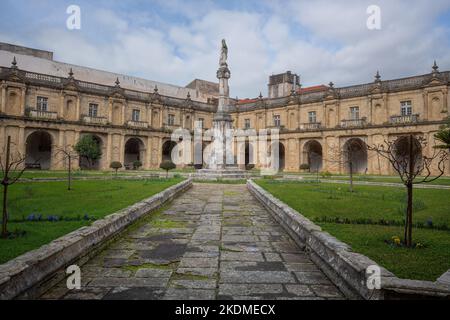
147;105;153;127
59;92;65;119
18;127;25;169
121;103;126;125
422;92;429;121
119;134;125;166
106;133;112;169
0;83;6;114
75;96;81;121
20;87;26;116
108;99;113;123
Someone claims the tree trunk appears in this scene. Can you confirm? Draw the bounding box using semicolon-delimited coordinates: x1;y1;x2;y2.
405;134;415;248
68;156;72;191
406;182;413;247
349;161;354;193
1;136;11;238
2;184;8;238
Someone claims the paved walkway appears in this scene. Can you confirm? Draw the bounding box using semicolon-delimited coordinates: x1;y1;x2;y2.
41;184;344;300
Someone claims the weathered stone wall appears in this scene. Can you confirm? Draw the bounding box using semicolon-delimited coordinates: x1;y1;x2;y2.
247;179;450;300
0;179;193;300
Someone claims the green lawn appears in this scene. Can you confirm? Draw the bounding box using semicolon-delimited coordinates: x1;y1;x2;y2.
256;180;450;280
0;178;183;264
2;169;193;180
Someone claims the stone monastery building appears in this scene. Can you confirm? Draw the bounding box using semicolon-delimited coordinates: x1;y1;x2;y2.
0;42;448;175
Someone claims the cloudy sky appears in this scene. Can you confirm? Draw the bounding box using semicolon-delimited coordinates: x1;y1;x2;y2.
1;0;450;98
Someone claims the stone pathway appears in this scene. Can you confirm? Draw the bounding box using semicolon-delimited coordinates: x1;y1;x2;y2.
41;184;345;300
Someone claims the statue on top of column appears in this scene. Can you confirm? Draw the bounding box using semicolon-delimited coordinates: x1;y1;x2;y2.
219;39;228;66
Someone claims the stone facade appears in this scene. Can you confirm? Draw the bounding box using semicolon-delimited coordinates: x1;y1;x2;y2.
0;49;448;175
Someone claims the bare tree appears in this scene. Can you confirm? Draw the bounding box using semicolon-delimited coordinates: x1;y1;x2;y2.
325;138;369;192
54;145;79;191
368;134;447;247
1;136;28;238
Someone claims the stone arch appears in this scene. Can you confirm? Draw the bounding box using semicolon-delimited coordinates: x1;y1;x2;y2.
78;134;103;170
343;138;368;174
124;137;146;169
393;136;423;173
162;140;178;162
25;131;53;170
303;140;323;172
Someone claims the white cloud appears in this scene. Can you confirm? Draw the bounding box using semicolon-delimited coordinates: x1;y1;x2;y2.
2;1;450;98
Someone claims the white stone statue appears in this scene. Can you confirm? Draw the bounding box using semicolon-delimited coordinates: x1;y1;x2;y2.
219;39;228;66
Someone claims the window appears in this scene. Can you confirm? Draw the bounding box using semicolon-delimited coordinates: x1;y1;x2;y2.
197;118;204;128
245;119;251;129
132;109;140;122
273;115;281;127
88;103;98;117
36;96;48;111
308;111;317;123
349;107;360;120
168;114;175;126
401;101;412;116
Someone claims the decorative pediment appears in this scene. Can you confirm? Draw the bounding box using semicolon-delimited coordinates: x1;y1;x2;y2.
423;61;445;87
423;76;445;87
323;82;339;100
151;85;162;103
109;78;125;98
6;69;26;83
288;89;298;105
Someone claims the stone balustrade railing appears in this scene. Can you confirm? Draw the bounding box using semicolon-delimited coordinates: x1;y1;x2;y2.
29;109;58;120
300;122;322;130
127;120;149;129
390;114;420;125
82;115;108;125
341;118;367;128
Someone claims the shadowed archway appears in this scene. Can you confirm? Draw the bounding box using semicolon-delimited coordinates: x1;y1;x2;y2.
25;131;52;170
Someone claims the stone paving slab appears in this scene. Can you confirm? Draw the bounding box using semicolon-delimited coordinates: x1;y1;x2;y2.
40;184;345;300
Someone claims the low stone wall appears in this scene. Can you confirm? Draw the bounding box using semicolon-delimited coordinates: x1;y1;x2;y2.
247;179;450;300
0;178;193;300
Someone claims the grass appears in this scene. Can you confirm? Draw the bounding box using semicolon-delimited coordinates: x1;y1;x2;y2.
2;168;194;180
256;181;450;225
256;180;450;281
0;178;183;264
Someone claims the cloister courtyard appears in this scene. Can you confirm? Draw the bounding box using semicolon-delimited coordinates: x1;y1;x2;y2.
0;168;449;300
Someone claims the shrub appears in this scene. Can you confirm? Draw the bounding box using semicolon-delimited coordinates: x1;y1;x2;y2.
320;171;332;178
245;164;255;171
300;164;310;171
160;160;176;178
133;160;142;170
110;161;123;176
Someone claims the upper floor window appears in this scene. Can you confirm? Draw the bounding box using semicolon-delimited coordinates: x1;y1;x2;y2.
273;115;281;127
349;107;360;120
36;96;48;111
401;101;412;116
132;109;140;122
308;111;317;123
244;119;251;129
197;118;205;128
88;103;98;117
168;114;175;126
